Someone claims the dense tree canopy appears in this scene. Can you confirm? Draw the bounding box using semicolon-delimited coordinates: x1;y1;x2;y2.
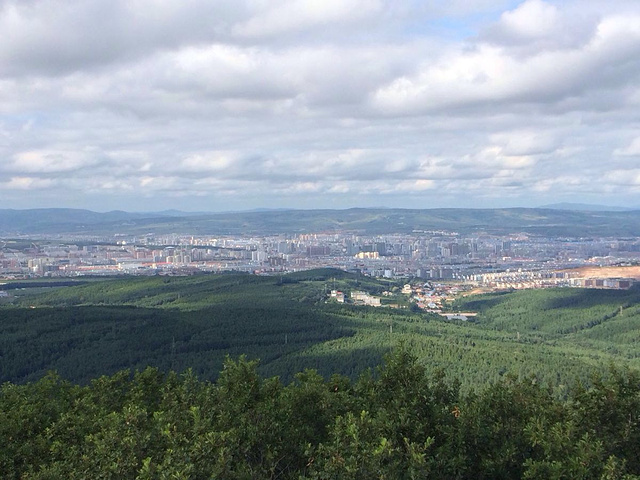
1;349;639;479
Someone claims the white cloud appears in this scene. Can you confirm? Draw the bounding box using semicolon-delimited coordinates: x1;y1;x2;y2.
179;152;238;173
614;138;640;157
2;176;55;190
233;0;383;38
605;169;640;186
373;8;640;114
5;150;97;173
490;130;560;156
498;0;560;39
0;0;639;210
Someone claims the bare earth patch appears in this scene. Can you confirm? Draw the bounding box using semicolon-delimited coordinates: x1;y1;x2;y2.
560;266;640;280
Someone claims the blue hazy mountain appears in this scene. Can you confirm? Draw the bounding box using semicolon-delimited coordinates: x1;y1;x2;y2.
2;207;640;236
539;202;636;212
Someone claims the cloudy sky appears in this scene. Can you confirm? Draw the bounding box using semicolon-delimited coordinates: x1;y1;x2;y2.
1;0;639;211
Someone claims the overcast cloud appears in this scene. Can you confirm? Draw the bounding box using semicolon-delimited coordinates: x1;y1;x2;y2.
1;0;639;211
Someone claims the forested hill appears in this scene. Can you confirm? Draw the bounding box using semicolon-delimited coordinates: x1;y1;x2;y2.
2;270;640;477
2;269;640;391
2;206;640;235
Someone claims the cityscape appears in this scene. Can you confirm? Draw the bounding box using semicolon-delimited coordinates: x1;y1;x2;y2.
3;227;638;304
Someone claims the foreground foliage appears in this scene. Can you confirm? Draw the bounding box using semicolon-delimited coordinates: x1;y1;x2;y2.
2;349;639;479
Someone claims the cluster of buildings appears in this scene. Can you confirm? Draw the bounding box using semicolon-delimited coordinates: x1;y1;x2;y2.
327;282;481;318
0;231;638;292
349;290;382;306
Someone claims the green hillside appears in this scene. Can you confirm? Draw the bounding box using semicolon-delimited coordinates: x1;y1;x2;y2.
454;287;640;360
2;270;640;392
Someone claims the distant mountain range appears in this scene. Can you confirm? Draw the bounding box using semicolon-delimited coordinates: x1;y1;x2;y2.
2;207;640;237
539;203;636;212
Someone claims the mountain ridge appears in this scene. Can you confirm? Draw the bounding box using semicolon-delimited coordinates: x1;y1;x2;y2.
539;202;636;212
2;207;640;236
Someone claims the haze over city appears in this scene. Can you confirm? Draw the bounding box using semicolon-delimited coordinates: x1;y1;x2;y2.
1;0;639;212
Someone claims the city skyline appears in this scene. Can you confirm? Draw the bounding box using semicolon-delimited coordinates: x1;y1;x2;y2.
1;0;640;211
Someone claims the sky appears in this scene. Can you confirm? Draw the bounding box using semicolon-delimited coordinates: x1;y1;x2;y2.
1;0;639;212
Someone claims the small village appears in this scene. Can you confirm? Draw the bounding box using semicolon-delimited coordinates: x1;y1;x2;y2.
329;281;479;320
